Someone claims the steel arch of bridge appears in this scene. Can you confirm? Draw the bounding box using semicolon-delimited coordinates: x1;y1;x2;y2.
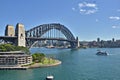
26;23;77;48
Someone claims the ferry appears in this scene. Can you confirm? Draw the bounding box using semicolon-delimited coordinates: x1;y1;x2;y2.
96;50;108;56
46;75;54;80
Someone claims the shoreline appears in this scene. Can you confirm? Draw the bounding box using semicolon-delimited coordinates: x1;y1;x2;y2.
0;60;61;70
27;60;62;69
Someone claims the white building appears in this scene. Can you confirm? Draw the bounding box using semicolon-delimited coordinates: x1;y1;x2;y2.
0;51;32;67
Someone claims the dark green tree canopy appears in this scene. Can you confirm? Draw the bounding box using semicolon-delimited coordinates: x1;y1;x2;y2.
32;53;45;62
0;44;30;54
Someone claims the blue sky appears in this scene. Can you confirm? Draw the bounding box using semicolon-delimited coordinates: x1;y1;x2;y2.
0;0;120;41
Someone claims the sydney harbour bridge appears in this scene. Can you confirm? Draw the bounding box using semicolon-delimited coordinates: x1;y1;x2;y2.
0;23;80;48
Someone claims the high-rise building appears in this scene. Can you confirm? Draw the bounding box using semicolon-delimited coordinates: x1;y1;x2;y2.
97;38;100;42
112;38;115;42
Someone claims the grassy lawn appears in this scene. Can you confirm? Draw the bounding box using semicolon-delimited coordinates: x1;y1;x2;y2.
41;57;56;64
22;57;60;68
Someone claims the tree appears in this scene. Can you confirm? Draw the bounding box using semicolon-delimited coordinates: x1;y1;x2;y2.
0;44;30;54
32;53;45;63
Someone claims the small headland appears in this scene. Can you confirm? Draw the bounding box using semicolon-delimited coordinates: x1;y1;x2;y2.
0;44;61;69
22;53;62;68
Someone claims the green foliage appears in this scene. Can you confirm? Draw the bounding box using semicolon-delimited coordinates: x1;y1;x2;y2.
32;53;45;63
14;46;30;54
0;44;15;51
0;44;30;54
42;57;56;64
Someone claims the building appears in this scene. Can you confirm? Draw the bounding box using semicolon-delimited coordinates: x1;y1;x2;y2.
112;38;115;42
97;38;100;43
0;51;32;67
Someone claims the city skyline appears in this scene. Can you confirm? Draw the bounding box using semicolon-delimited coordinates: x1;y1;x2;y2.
0;0;120;41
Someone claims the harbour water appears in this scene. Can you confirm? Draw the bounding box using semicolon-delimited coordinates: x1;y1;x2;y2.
0;48;120;80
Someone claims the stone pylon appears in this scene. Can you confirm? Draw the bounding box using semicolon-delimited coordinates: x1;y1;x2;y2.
15;23;26;47
5;25;15;36
76;36;80;48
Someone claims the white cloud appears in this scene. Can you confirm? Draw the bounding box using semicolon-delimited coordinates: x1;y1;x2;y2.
78;2;98;15
86;3;96;7
112;26;117;28
79;3;84;7
95;19;99;22
86;10;96;14
72;7;75;11
78;2;96;8
112;25;120;29
117;9;120;12
80;9;86;12
109;16;120;20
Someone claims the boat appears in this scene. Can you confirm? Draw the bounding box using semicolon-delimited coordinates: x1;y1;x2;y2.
96;50;108;56
46;75;54;80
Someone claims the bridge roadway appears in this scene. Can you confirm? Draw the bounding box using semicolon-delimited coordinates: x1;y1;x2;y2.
0;36;17;42
26;37;77;42
0;36;17;39
0;36;77;43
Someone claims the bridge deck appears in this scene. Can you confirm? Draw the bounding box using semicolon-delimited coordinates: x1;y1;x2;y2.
0;36;17;39
26;37;77;42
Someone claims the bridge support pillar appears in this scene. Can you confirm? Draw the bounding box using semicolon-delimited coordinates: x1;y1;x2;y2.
76;37;80;48
15;23;26;47
5;25;15;37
